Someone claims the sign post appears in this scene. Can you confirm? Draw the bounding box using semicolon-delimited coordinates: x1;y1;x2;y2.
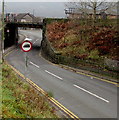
21;40;32;80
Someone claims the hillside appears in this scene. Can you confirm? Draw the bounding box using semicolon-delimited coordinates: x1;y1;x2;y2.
46;19;118;61
44;19;119;79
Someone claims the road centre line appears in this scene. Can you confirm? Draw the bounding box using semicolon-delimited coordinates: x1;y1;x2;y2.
45;70;63;80
30;61;40;68
73;84;109;103
33;39;39;44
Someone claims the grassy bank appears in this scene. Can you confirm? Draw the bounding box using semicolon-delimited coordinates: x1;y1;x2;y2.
2;63;58;118
44;19;119;79
46;19;118;61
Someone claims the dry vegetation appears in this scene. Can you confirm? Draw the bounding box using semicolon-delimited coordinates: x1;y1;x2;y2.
46;19;119;61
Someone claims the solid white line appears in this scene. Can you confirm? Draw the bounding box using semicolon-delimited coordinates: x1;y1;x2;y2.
73;84;109;103
33;39;39;44
45;70;63;80
30;61;40;68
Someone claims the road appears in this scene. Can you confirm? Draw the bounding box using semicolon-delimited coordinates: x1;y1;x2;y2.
5;30;117;118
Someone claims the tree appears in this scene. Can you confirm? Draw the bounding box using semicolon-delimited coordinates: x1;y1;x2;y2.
65;1;117;21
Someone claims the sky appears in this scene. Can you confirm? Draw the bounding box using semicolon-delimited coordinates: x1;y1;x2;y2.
0;2;66;18
0;1;118;18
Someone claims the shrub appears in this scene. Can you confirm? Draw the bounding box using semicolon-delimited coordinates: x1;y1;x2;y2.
58;43;69;48
88;50;100;60
98;46;110;55
47;21;73;43
72;41;81;46
88;27;119;56
74;54;88;59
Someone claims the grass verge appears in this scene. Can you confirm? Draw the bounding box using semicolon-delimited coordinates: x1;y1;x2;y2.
2;62;58;118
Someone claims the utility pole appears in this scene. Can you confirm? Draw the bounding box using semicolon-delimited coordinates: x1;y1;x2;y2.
1;0;5;62
33;9;35;23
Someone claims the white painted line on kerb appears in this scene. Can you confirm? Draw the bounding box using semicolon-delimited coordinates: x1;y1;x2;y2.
45;70;63;80
30;61;40;68
33;39;39;44
73;84;109;103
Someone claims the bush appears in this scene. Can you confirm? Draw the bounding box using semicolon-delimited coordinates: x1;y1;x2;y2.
88;50;100;60
58;43;69;48
74;54;88;59
98;46;110;55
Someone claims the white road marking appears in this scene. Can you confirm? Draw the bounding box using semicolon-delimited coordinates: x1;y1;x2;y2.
73;84;109;103
45;70;63;80
30;61;40;68
33;39;39;44
91;77;93;79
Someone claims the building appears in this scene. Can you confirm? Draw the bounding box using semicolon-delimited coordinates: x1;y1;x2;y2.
65;8;118;19
5;13;42;23
15;13;41;23
6;13;17;22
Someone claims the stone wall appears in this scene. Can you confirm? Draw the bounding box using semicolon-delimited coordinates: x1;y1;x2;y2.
104;58;119;71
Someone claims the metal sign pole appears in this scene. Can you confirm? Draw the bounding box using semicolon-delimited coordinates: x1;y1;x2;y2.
24;52;28;80
21;40;32;80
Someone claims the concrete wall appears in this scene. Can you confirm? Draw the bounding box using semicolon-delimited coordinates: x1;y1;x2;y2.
41;35;57;63
41;19;63;64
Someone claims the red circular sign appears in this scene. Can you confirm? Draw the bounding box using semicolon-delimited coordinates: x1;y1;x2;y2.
21;40;32;52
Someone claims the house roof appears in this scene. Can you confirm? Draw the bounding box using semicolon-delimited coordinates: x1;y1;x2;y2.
16;13;43;22
16;13;34;19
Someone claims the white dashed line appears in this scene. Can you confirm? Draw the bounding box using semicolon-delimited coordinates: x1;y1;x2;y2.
33;39;39;44
30;61;40;68
73;84;109;103
45;70;63;80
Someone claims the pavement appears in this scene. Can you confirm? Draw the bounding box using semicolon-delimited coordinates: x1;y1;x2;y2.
5;30;118;119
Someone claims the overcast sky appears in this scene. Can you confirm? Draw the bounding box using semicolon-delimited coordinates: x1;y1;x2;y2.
0;1;117;18
0;2;66;18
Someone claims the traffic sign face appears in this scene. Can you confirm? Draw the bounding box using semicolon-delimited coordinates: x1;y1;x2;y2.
21;41;32;52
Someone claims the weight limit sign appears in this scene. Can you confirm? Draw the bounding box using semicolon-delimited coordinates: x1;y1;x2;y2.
21;41;32;52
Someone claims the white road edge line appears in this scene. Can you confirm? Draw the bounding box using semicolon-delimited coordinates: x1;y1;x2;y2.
33;39;39;44
45;70;63;80
30;61;40;68
73;84;109;103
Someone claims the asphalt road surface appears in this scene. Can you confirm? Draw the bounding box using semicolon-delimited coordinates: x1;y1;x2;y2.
5;30;118;119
